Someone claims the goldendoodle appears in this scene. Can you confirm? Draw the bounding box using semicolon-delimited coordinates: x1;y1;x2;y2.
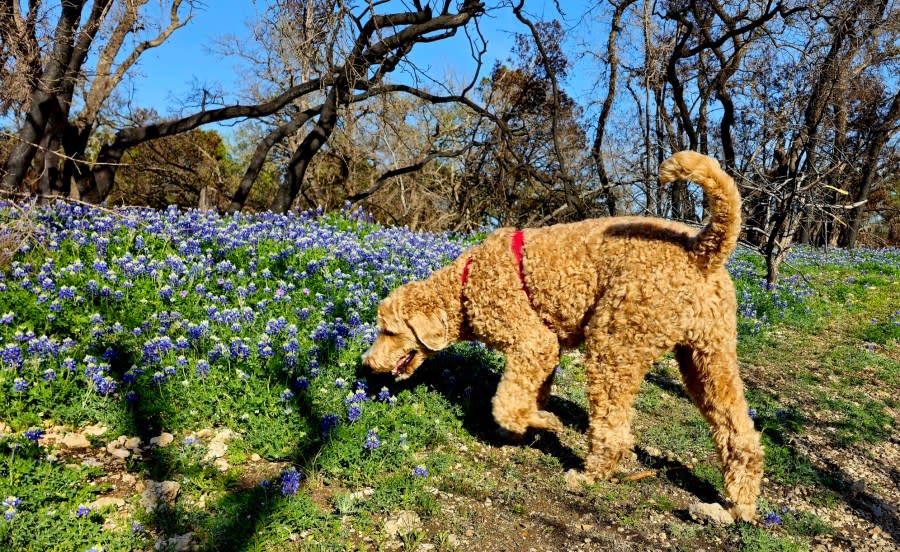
362;151;763;521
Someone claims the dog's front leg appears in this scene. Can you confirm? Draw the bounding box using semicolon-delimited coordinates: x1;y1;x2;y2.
490;330;561;437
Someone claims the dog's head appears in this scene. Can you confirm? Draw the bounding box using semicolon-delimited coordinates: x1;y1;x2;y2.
362;281;451;381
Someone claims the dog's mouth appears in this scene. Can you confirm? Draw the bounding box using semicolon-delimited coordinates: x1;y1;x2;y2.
391;350;417;380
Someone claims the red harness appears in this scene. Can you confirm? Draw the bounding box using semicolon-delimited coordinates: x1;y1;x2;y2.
461;229;534;304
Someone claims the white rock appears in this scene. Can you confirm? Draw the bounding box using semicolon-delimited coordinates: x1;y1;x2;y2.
151;432;174;448
62;433;91;450
140;480;181;511
154;532;194;551
82;424;108;437
109;448;131;460
383;510;421;537
90;496;125;510
124;437;142;450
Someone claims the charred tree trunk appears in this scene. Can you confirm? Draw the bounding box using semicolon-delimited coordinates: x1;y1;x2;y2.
842;89;900;247
591;0;635;217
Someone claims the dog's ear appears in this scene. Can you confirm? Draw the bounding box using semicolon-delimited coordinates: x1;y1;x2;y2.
408;309;449;351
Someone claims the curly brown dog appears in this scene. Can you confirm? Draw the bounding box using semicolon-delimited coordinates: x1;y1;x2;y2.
362;151;763;521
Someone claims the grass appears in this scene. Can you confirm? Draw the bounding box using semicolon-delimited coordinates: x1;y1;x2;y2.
1;203;898;550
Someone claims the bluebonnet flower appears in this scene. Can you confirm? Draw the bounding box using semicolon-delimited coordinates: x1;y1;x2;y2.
294;377;309;390
377;387;392;402
125;391;139;404
321;414;339;438
334;377;347;389
280;468;301;496
151;371;167;385
280;338;300;359
413;465;428;477
42;368;57;382
3;496;21;521
75;504;91;518
229;337;249;360
164;366;177;377
748;408;757;420
23;428;43;443
259;479;270;489
62;357;77;371
347;404;362;422
195;359;210;377
1;343;23;369
258;338;274;359
12;377;28;393
131;520;143;533
0;312;13;324
763;512;782;527
280;389;294;401
364;429;380;450
94;376;117;396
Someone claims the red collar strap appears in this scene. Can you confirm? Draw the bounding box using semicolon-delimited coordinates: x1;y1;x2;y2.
461;229;531;302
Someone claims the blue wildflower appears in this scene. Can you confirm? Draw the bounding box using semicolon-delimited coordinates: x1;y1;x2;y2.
23;427;43;442
3;496;20;521
364;429;380;450
321;414;339;438
12;378;28;393
763;512;782;527
280;468;301;496
413;465;428;477
195;359;210;377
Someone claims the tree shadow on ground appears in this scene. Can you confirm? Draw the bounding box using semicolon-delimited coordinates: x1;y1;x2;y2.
97;343;336;551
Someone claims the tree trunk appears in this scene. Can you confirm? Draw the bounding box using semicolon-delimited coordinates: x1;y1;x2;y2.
841;89;900;248
1;0;87;191
272;91;340;213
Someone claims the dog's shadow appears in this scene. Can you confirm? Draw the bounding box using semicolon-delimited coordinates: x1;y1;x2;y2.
362;345;727;508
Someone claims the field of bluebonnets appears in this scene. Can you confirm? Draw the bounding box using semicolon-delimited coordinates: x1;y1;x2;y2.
0;200;898;551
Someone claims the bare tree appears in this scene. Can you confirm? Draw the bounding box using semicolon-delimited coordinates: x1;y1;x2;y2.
0;0;195;198
82;0;485;212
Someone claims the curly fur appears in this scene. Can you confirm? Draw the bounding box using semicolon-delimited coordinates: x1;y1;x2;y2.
362;151;763;521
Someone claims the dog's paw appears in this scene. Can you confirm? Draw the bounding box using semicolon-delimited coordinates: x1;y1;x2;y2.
530;410;563;432
564;469;595;491
728;502;757;523
688;502;735;525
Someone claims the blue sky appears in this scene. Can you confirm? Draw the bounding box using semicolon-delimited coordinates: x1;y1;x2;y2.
129;1;599;121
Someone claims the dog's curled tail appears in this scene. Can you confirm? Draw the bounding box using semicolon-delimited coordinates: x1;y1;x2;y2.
659;151;741;271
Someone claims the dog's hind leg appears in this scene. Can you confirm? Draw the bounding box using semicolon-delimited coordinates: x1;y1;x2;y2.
675;343;762;521
567;311;672;487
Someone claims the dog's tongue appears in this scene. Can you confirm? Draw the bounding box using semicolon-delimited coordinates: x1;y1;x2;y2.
391;352;414;377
